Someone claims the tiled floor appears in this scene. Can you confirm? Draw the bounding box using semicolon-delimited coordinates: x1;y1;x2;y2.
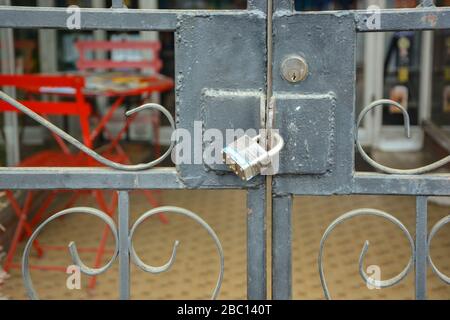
1;190;449;300
0;149;449;300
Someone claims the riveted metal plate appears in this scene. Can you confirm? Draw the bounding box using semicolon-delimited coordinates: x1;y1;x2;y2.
176;13;266;188
275;93;336;175
272;12;356;194
201;89;263;173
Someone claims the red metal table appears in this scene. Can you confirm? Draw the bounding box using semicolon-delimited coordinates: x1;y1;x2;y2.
35;71;174;149
5;71;174;289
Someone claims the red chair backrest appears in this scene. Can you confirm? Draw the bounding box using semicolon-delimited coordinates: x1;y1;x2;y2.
75;40;163;73
0;74;92;148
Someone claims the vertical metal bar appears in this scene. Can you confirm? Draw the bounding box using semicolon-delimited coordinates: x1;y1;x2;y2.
415;196;428;300
112;0;124;8
419;30;434;123
91;0;109;130
0;0;19;166
264;0;274;152
266;0;274;129
362;0;386;149
37;0;59;138
272;194;292;300
247;184;267;300
139;0;161;109
247;0;270;300
92;0;108;62
118;191;130;300
38;0;57;73
363;0;386;148
265;0;274;149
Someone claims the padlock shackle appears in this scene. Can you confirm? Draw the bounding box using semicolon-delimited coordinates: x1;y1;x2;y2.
267;132;284;158
255;132;284;166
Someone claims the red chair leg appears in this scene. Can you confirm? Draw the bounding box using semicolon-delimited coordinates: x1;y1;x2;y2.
5;191;43;254
151;110;162;159
90;96;125;142
105;113;136;156
19;191;55;242
88;224;110;290
4;212;30;272
60;191;82;211
88;190;118;289
29;191;56;229
141;190;168;224
4;191;43;272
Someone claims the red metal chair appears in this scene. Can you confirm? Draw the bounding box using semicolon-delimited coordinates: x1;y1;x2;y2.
75;40;165;155
75;39;169;222
75;40;163;73
0;74;124;288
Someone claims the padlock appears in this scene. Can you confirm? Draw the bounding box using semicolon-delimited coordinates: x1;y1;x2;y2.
222;132;284;181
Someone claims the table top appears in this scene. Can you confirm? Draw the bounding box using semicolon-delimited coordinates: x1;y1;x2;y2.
37;71;174;97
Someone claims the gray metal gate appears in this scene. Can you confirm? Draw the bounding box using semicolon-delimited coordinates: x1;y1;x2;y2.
0;0;449;300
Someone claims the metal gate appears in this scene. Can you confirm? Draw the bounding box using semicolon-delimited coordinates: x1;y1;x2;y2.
0;0;449;300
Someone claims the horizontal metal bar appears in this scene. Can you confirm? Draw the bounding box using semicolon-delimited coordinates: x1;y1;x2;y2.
352;172;450;196
0;168;262;190
2;168;448;193
0;168;183;190
0;6;178;31
355;7;450;32
273;172;450;196
1;6;448;32
0;6;258;31
274;8;450;31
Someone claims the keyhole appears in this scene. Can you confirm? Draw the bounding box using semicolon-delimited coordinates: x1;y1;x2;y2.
291;72;298;81
281;56;308;83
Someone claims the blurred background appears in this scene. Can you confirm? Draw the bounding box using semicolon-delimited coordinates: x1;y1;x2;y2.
0;0;449;300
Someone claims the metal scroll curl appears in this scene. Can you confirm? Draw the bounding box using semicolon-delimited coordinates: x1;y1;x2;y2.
22;207;119;300
23;206;224;300
0;90;175;171
128;206;224;300
318;208;415;300
356;99;450;174
428;215;450;284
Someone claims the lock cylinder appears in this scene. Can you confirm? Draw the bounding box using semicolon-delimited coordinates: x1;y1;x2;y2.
222;133;284;181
